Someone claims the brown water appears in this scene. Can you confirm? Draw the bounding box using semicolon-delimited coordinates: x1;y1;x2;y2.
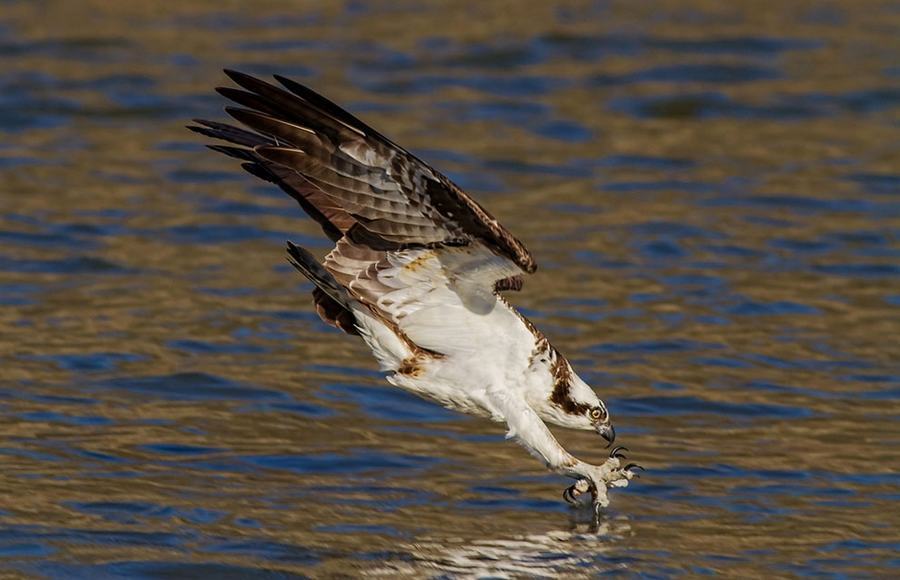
1;0;898;577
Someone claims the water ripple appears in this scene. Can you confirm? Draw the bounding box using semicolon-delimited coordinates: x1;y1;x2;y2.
0;1;897;577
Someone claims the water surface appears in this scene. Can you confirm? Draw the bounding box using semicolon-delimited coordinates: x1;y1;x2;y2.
0;0;898;577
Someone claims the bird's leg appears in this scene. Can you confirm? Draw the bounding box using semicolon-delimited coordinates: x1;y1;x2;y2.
487;390;640;512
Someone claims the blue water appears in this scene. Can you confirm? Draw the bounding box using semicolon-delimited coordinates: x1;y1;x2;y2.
0;0;898;577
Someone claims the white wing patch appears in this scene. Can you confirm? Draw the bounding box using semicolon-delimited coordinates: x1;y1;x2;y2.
329;244;520;357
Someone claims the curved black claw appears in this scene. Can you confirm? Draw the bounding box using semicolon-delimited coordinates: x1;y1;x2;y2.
563;479;592;505
609;446;629;459
624;463;645;478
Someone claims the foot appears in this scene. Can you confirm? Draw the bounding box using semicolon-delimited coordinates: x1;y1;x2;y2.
563;446;643;513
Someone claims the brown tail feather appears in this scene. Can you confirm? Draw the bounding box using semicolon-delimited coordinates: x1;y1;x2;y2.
286;241;359;336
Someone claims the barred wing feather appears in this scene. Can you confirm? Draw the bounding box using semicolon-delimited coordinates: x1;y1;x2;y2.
189;70;535;355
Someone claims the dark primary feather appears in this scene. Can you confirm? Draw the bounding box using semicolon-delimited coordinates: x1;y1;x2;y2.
272;72;406;154
186;119;353;242
189;118;267;147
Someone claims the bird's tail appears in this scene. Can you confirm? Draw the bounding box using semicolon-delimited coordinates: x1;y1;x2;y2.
286;241;359;335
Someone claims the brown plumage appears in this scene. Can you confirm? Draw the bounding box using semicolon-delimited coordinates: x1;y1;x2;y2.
188;69;535;336
549;353;591;416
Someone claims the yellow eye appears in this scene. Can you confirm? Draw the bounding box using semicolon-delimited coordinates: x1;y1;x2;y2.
590;408;603;420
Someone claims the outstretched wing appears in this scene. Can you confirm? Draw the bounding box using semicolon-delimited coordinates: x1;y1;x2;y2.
190;70;535;354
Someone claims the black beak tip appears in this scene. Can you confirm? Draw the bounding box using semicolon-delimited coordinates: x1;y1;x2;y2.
600;424;616;447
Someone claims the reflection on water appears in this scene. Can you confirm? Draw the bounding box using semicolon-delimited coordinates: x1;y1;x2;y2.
0;0;898;577
375;519;633;578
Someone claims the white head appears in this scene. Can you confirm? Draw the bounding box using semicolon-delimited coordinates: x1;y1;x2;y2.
527;348;615;445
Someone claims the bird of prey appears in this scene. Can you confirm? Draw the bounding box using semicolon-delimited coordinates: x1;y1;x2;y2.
189;70;641;513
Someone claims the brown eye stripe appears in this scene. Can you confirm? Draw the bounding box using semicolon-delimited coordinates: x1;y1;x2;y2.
549;351;591;416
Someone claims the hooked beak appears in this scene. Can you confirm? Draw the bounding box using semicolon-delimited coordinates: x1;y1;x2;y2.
597;423;616;448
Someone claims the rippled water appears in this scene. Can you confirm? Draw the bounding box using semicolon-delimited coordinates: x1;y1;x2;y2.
1;1;898;577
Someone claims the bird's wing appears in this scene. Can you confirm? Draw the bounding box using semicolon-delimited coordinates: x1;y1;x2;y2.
190;70;535;353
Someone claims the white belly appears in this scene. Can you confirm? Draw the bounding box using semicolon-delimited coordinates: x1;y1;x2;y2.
386;360;501;420
351;277;538;423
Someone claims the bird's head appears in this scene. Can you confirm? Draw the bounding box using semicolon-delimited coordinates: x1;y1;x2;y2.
535;352;616;446
553;378;615;446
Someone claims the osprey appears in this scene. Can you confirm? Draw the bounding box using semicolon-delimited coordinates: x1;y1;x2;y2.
190;70;641;513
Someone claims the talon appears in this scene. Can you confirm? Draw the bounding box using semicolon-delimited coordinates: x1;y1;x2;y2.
625;463;644;478
563;479;591;505
609;445;629;459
